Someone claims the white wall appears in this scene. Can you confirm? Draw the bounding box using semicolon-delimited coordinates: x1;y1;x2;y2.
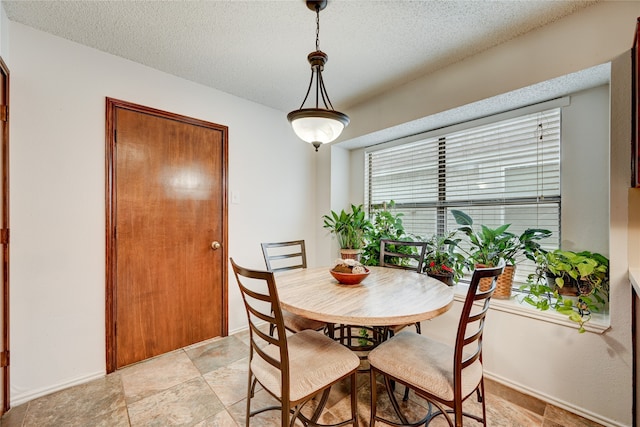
7;22;317;405
0;4;8;59
320;2;640;426
561;85;610;253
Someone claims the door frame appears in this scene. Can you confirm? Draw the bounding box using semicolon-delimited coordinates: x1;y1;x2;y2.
104;98;229;373
0;56;10;414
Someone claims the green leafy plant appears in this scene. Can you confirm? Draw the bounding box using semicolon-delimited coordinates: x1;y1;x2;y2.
520;249;609;333
360;201;416;266
422;231;465;284
451;210;551;267
538;249;609;294
322;204;372;250
358;327;370;347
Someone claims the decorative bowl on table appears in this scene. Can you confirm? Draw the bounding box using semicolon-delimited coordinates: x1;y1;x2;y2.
330;259;370;285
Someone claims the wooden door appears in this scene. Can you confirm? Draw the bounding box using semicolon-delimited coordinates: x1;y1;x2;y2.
0;57;9;414
105;99;228;371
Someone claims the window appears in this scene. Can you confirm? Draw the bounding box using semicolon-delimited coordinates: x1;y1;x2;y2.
365;107;561;285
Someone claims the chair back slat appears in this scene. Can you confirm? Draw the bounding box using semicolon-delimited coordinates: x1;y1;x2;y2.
250;322;279;347
261;240;307;272
461;346;482;368
466;304;491;324
252;339;283;371
245;303;275;324
462;328;483;347
379;239;428;273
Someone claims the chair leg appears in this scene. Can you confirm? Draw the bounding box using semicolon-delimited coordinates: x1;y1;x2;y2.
245;372;253;427
326;323;335;339
454;404;463;427
383;375;409;425
351;372;358;427
369;369;377;427
310;387;332;423
283;401;293;427
479;378;487;426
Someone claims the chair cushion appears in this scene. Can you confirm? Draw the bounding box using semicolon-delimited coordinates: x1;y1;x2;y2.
251;330;360;402
368;330;483;402
282;309;326;332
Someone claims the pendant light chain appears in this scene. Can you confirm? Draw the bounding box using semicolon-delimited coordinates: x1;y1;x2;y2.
314;5;321;109
315;7;320;52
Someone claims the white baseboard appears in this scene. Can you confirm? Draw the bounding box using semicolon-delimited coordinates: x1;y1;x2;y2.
228;324;249;336
10;370;106;408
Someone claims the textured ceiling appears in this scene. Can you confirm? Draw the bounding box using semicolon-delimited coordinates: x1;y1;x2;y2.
2;0;600;114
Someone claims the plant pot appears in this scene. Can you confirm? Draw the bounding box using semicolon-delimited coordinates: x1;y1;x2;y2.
478;264;515;299
544;272;592;296
427;272;454;286
340;249;363;262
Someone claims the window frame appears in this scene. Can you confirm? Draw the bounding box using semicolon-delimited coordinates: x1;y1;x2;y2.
364;98;569;288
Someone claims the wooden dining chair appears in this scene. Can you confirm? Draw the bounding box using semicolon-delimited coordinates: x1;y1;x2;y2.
379;239;428;335
230;258;360;427
261;240;307;272
368;262;505;427
261;240;327;335
379;239;428;273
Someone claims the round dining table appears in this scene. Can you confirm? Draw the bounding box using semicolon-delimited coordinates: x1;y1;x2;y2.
275;265;455;327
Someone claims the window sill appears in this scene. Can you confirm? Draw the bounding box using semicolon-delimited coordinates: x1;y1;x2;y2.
451;283;610;334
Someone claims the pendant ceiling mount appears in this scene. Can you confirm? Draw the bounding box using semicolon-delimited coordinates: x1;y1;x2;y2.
287;0;349;152
306;0;327;12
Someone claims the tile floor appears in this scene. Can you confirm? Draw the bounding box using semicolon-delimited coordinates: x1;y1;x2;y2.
0;329;604;427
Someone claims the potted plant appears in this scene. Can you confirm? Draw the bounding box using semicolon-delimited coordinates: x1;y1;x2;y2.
422;231;465;286
520;249;609;333
451;209;552;298
322;204;372;260
360;201;417;266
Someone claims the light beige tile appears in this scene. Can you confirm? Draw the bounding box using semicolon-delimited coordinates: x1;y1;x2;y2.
84;406;131;427
193;409;239;427
226;389;298;427
483;392;544;427
21;373;126;427
485;378;547;416
233;329;250;347
185;335;249;375
543;404;604;427
1;402;29;427
202;357;252;407
120;350;201;404
127;377;224;427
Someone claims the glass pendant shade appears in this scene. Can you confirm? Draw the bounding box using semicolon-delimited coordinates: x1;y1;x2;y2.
287;108;350;149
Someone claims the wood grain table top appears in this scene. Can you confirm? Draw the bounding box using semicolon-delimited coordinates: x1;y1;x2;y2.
275;266;454;326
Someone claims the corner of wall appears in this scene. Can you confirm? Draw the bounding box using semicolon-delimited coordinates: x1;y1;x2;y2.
0;5;10;61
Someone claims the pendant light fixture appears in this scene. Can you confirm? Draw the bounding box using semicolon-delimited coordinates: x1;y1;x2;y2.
287;0;349;152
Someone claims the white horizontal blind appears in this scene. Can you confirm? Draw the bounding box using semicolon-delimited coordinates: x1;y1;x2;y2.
365;108;561;285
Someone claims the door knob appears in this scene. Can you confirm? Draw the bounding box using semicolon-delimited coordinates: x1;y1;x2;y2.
211;241;221;250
